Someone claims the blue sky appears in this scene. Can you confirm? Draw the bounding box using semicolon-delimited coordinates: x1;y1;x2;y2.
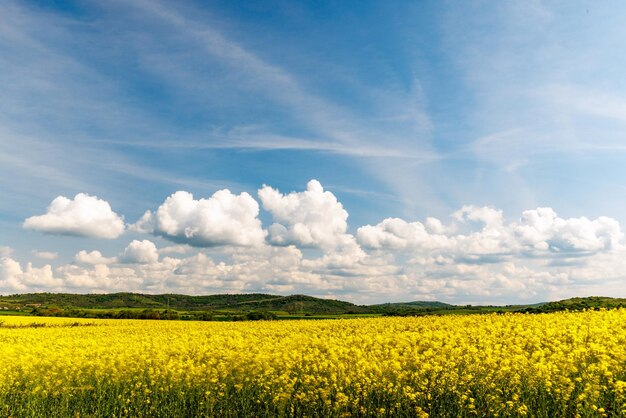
2;0;626;304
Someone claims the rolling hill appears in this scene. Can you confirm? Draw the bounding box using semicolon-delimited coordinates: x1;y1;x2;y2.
0;292;362;314
1;293;624;319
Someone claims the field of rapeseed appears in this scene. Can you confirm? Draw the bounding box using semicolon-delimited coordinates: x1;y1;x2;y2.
1;310;626;417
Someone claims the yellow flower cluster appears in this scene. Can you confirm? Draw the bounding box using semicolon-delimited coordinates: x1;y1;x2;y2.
1;310;626;417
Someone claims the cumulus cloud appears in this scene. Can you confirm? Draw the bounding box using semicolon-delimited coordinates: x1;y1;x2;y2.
23;193;125;239
1;235;626;304
19;263;60;288
259;180;351;249
133;190;266;247
120;240;159;264
55;262;142;291
0;242;383;300
358;206;623;262
513;208;623;253
0;257;28;293
7;185;626;304
74;250;117;265
453;205;504;229
0;258;61;293
357;218;452;250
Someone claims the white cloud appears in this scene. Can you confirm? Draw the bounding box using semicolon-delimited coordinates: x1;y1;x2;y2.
23;193;125;239
74;250;117;265
56;263;137;292
32;251;58;260
0;257;61;293
0;243;370;299
133;190;266;247
19;263;61;288
453;205;504;229
259;180;351;249
0;235;625;304
358;206;623;262
120;240;159;264
513;208;623;253
0;257;28;293
357;218;452;250
6;191;626;304
453;206;511;259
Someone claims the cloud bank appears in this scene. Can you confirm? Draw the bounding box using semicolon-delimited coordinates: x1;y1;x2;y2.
357;205;623;261
9;180;626;303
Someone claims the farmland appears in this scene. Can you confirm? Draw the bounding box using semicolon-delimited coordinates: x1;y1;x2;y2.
2;309;626;417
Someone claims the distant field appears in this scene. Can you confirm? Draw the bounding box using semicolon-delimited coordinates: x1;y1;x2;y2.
0;310;29;316
2;310;626;417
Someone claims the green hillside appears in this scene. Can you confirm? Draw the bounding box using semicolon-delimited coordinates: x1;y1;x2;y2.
369;301;452;310
0;292;361;314
520;296;626;313
1;293;624;320
236;294;364;313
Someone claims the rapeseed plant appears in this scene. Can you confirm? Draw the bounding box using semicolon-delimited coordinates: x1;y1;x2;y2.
0;310;625;417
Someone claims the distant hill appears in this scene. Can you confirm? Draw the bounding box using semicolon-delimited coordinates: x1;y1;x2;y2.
370;301;453;310
233;294;364;313
1;293;625;318
0;292;362;314
521;296;626;313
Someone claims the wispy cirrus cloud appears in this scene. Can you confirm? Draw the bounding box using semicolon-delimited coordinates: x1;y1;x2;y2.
0;0;440;225
106;0;441;213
